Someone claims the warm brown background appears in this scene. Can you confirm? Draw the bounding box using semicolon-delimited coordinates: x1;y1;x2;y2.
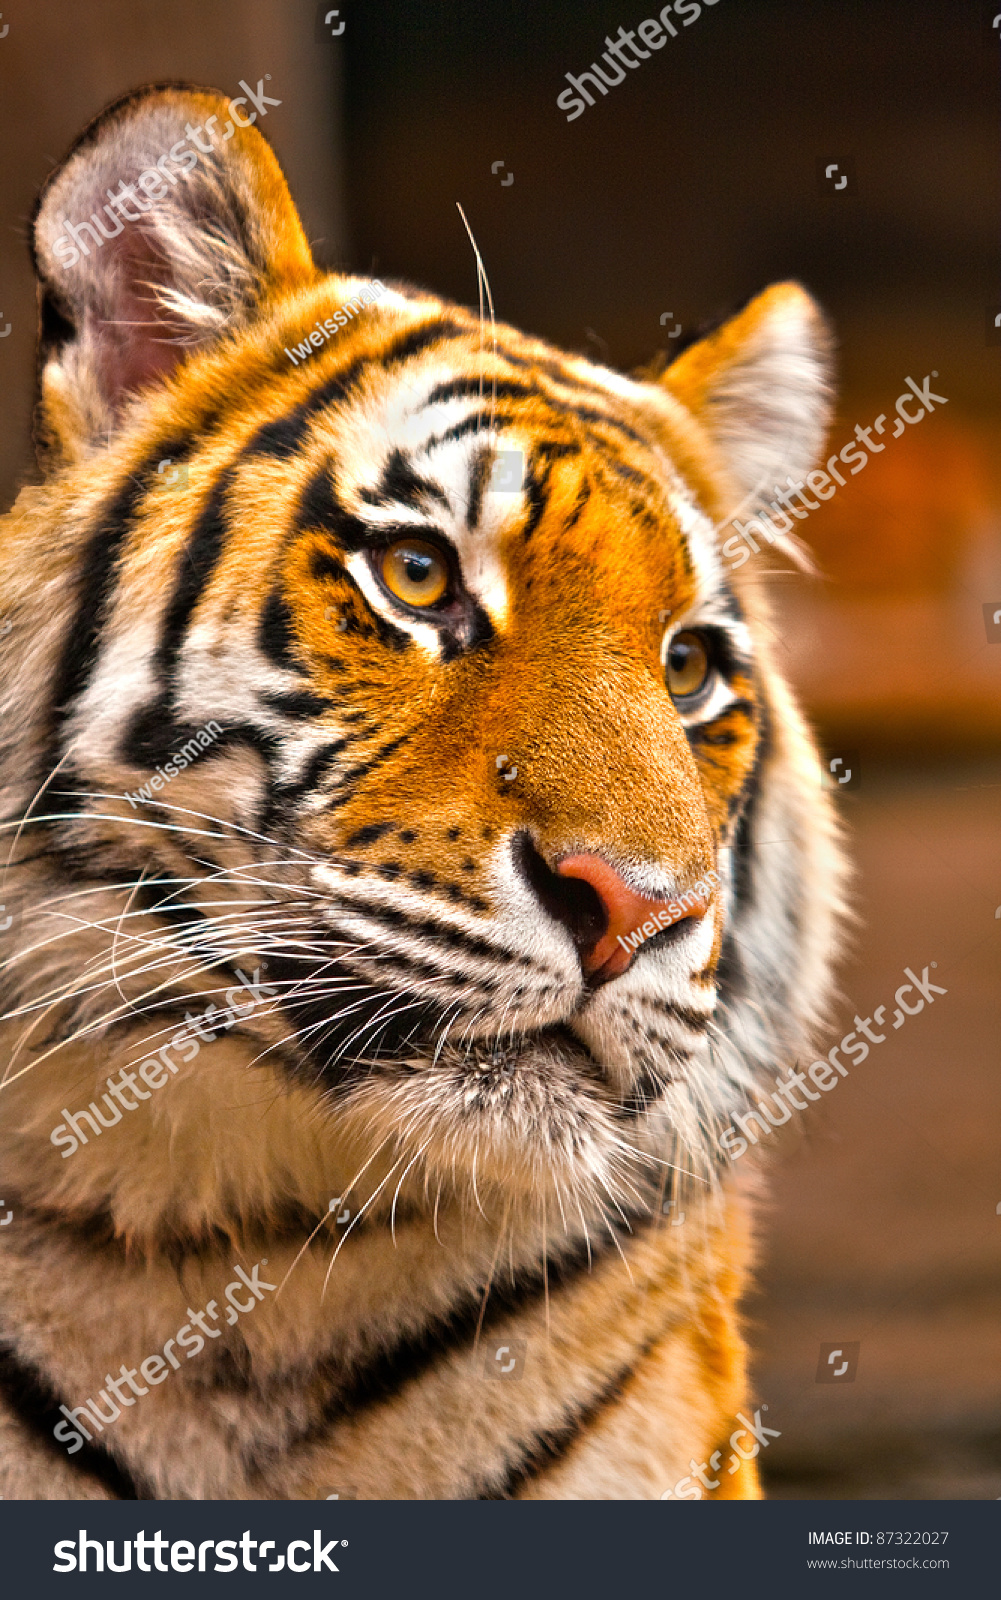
1;0;998;1498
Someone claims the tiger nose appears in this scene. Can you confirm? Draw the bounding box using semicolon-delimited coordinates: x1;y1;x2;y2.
554;854;691;982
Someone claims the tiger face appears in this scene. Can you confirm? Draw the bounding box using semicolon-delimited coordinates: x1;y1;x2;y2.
5;86;843;1244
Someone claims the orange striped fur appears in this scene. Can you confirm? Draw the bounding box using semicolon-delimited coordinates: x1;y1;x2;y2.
0;87;845;1499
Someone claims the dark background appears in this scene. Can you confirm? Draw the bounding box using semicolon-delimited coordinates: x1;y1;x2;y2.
1;0;998;1499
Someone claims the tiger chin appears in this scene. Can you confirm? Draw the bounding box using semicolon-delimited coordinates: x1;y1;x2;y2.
0;85;846;1501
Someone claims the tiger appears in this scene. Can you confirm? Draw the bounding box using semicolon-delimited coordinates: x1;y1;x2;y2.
0;84;845;1501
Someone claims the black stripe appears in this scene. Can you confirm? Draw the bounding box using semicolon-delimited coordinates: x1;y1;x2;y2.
465;444;494;530
606;455;650;488
274;730;414;812
314;730;413;801
569;405;649;447
636;997;713;1034
421;378;536;409
0;1342;150;1500
115;467;241;779
564;478;591;531
257;584;304;671
521;450;551;543
122;710;278;779
260;962;470;1091
482;342;638;402
243;361;369;461
299;1215;653;1445
478;1320;667;1499
281;737;352;798
381;317;467;368
322;890;541;970
154;466;235;679
119;708;214;769
422;410;518;451
612;1056;691;1121
534;439;582;462
43;440;191;776
716;696;770;1008
296;462;366;549
358;447;450;512
259;689;335;720
243;320;467;465
687;717;754;750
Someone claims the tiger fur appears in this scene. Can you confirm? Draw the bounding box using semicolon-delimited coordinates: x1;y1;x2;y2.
0;85;845;1500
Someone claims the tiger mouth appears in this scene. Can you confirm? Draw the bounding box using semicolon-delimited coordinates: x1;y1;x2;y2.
435;1021;688;1121
452;1023;602;1080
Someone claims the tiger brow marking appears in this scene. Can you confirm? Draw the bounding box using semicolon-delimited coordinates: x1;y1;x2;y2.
241;318;469;464
419;409;520;453
465;443;494;531
420;377;536;410
358;446;451;512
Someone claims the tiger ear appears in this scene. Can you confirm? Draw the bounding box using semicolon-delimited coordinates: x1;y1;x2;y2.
32;84;316;458
657;282;833;520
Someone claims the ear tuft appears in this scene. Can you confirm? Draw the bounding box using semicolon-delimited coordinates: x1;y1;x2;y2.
32;83;316;456
658;283;834;533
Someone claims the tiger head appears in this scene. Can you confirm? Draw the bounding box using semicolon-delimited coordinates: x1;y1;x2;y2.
2;87;844;1241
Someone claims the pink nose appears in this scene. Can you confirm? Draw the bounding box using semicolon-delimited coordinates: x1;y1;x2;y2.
555;854;711;983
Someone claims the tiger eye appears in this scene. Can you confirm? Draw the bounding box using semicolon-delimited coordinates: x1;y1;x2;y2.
381;539;448;608
666;631;711;700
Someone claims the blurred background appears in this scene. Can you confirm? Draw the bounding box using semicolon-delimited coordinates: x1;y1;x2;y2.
1;0;998;1498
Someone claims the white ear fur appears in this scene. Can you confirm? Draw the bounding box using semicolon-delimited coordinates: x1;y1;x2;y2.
660;283;834;554
32;85;314;450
